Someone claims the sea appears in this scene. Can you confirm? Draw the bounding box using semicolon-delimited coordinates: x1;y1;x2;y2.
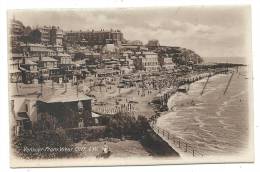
156;57;251;156
202;56;249;65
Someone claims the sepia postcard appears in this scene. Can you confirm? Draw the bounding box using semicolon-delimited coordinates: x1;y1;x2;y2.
8;6;254;167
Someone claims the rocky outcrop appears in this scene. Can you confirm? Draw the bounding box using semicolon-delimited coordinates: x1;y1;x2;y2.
156;46;204;65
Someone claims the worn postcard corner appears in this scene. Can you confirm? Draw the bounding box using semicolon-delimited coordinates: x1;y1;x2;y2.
8;6;253;167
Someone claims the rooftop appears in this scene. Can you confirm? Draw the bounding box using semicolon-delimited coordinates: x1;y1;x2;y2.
20;43;45;47
57;53;71;57
142;51;157;55
11;53;24;58
96;68;119;74
41;57;58;62
24;59;37;65
65;29;122;34
39;88;91;103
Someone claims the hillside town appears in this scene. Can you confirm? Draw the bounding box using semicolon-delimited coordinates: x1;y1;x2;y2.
9;17;237;159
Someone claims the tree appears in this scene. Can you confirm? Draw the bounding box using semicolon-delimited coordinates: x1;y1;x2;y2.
73;52;86;61
28;29;42;43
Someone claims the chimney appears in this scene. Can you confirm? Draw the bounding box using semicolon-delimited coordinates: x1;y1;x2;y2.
39;53;42;62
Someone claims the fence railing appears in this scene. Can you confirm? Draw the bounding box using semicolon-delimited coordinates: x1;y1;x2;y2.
150;123;203;157
92;105;136;115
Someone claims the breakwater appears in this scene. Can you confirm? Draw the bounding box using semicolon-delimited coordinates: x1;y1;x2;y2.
152;69;229;109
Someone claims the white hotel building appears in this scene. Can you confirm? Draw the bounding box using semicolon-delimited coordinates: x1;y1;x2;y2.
141;52;160;72
163;57;176;70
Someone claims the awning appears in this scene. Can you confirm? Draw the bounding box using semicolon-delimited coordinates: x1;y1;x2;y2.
19;67;29;72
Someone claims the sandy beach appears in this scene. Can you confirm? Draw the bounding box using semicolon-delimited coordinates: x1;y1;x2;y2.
88;76;161;119
75;139;151;158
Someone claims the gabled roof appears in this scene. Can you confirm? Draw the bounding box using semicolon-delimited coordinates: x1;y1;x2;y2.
12;53;24;58
39;88;91;103
30;57;40;62
24;59;37;65
96;68;118;74
41;57;58;62
142;51;157;55
57;53;71;57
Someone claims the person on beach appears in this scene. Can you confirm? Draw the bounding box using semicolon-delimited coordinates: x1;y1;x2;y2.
96;142;111;159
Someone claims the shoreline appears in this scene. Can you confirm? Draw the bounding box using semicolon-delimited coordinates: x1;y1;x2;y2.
148;70;234;157
11;67;241;159
154;67;249;156
89;68;234;158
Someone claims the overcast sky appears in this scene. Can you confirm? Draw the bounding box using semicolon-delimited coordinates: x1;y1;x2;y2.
10;6;251;57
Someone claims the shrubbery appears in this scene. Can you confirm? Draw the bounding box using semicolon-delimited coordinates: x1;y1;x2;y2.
104;113;179;156
13;129;78;159
105;113;150;139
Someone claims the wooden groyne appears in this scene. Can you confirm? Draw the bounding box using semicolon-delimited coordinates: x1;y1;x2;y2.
149;69;230;157
200;76;210;95
157;69;230;105
223;71;234;95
